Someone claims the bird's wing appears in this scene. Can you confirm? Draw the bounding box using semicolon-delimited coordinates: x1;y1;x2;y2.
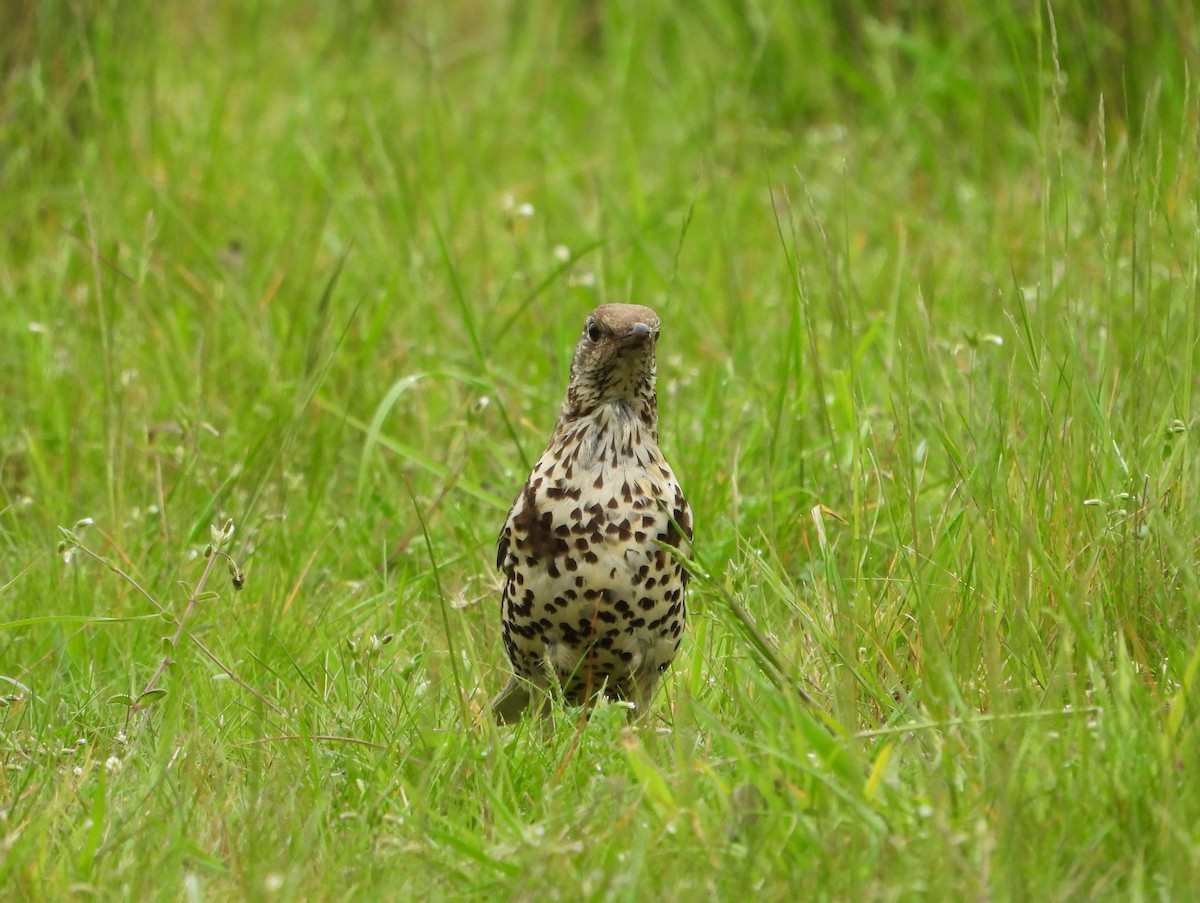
496;490;521;573
668;489;693;586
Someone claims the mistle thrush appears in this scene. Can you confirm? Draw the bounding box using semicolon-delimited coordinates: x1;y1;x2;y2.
492;303;692;722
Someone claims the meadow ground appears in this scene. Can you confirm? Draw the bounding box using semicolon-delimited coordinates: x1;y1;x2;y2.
2;2;1199;899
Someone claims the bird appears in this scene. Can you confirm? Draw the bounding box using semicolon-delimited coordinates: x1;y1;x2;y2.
491;303;692;723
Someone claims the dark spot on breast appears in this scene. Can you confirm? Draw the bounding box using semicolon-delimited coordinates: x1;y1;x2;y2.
661;521;682;549
512;484;558;561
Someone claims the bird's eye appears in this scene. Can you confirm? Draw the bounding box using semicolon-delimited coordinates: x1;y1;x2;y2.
586;321;601;342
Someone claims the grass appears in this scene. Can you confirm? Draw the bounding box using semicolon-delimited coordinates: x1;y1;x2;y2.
2;0;1199;898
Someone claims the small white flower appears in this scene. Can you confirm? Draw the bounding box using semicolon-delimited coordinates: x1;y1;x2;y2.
105;756;123;773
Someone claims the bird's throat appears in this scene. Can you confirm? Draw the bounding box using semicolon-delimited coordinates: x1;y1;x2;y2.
570;401;658;471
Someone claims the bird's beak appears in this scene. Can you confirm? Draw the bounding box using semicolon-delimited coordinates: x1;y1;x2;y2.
625;322;654;343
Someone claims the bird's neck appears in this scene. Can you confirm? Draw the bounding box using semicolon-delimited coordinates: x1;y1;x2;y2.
561;363;657;422
552;394;660;471
559;386;657;430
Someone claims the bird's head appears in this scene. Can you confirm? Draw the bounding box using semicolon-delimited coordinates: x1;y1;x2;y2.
562;304;660;422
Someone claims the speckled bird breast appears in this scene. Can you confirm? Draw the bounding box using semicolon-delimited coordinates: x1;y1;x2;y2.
497;409;691;701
